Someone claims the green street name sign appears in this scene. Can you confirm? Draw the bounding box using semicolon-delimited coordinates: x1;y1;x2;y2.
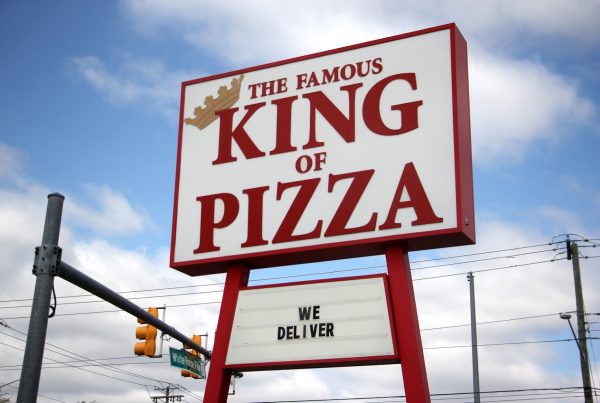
169;347;206;378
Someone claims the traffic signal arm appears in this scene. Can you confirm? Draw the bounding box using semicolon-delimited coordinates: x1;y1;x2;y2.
58;262;211;359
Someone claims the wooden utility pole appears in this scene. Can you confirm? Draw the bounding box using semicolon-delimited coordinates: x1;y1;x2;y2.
151;385;184;402
568;241;593;403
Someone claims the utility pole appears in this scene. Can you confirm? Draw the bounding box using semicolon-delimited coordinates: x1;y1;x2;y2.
568;240;593;403
17;193;64;403
467;272;480;403
151;385;183;402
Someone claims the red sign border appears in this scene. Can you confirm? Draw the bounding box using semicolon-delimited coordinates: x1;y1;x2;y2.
170;23;475;275
224;273;400;371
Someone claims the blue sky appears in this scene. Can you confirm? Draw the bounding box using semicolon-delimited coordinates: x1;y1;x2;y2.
1;1;599;402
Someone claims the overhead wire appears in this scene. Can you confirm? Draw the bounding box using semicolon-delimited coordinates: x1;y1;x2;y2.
0;326;167;388
0;239;596;399
0;253;566;318
5;384;67;403
0;241;565;307
249;386;599;402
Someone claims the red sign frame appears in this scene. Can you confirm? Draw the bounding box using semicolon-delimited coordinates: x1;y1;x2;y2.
204;244;430;402
170;23;474;276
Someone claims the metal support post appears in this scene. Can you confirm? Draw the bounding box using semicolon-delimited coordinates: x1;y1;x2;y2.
467;272;480;403
204;264;250;403
384;244;431;403
17;193;64;403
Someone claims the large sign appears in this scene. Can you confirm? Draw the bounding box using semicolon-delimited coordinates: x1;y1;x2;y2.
225;275;397;369
171;23;474;275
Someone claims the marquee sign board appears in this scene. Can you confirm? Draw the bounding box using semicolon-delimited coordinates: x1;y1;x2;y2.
171;23;474;275
225;275;397;370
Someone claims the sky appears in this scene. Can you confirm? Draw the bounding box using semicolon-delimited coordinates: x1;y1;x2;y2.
1;0;600;402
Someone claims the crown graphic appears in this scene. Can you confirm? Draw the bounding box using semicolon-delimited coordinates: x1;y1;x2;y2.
184;74;244;130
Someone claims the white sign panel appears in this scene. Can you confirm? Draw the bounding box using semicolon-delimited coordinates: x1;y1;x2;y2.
225;276;397;368
171;24;474;275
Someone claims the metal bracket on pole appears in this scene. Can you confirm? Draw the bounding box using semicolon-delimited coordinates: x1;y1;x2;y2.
32;245;62;276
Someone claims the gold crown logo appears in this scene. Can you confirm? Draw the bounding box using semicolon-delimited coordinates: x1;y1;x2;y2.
184;74;244;130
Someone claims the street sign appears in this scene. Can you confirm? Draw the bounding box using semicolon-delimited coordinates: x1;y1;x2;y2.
169;347;206;378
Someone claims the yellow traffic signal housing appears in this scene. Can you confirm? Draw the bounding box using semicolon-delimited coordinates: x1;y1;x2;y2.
181;335;202;379
134;307;158;357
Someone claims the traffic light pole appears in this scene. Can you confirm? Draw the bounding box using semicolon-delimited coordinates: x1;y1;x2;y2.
17;193;65;403
18;194;209;403
57;261;210;359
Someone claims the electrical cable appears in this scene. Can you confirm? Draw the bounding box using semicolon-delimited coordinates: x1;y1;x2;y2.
0;241;566;305
5;384;67;403
0;327;166;387
420;312;565;332
0;253;567;320
248;386;599;402
424;337;599;350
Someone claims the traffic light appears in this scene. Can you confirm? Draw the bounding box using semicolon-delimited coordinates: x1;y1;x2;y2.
134;307;158;357
181;334;202;379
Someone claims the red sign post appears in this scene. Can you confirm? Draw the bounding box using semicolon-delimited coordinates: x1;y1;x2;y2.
172;23;474;402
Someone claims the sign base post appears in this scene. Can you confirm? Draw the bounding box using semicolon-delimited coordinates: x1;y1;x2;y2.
204;264;249;402
385;244;431;403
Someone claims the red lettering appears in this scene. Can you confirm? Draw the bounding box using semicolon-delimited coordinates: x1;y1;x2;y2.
194;193;239;253
379;162;443;230
302;83;363;149
269;96;298;155
325;169;377;237
321;66;340;85
296;73;308;90
212;102;266;165
363;73;423;136
241;186;269;248
273;178;323;243
371;57;383;75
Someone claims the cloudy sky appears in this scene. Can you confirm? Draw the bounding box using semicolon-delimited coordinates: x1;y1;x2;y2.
1;1;600;402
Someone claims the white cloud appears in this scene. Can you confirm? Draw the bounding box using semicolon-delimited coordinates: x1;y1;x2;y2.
66;184;152;237
121;0;600;63
112;0;600;167
0;142;27;183
469;50;595;164
68;55;195;121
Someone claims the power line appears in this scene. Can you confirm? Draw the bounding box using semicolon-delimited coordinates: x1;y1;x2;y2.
424;337;600;350
413;258;564;281
409;247;558;271
0;288;224;310
5;384;67;403
249;386;599;402
0;255;569;321
0;327;166;387
3;335;597;373
0;241;566;306
421;312;565;332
